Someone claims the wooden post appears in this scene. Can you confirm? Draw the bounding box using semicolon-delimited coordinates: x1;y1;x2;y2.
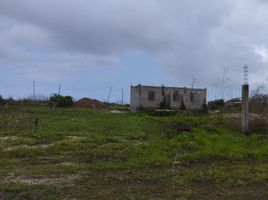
34;117;39;133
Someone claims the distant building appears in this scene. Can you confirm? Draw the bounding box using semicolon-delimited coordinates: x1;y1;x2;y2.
130;84;206;112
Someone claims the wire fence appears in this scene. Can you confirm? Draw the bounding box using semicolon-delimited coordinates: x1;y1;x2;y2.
0;80;130;104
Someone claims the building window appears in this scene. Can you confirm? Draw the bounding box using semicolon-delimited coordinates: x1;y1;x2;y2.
179;95;183;103
173;91;179;101
148;91;155;101
190;92;200;103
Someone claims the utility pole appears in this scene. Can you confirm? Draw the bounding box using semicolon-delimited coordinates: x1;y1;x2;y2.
242;65;249;135
121;88;124;105
221;68;227;99
33;80;36;103
107;87;113;103
58;84;61;95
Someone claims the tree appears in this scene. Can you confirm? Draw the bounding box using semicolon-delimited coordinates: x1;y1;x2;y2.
0;95;4;105
227;97;241;103
180;100;186;110
201;99;208;114
250;93;268;106
159;85;170;109
208;99;224;110
49;94;74;108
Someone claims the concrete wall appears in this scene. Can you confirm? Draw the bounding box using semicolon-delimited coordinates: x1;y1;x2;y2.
130;85;206;112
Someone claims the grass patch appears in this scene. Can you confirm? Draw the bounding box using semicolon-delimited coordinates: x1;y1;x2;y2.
0;105;267;199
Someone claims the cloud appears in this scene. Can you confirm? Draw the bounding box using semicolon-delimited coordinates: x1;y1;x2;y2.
255;46;268;63
0;0;267;97
13;53;120;80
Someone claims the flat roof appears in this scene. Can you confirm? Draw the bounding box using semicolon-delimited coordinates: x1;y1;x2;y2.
131;84;206;91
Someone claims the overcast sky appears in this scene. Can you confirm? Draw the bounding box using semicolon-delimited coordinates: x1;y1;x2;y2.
0;0;268;102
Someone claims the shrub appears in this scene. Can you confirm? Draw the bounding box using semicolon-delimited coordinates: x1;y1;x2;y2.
159;99;169;109
180;100;186;110
250;94;268;106
250;93;268;113
49;94;74;108
208;99;224;110
0;95;5;105
227;97;241;103
159;85;170;109
201;100;208;114
249;116;268;133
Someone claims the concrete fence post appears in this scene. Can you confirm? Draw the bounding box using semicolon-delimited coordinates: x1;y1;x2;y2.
241;84;249;135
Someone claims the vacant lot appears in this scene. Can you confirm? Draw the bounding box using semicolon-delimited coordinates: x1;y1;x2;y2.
0;106;267;199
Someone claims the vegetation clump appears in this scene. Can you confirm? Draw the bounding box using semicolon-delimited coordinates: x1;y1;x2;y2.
180;100;186;110
250;93;268;113
208;99;225;110
0;95;4;105
201;100;208;114
49;94;74;108
159;85;171;109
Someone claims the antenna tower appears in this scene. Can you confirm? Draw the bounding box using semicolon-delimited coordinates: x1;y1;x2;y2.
243;65;248;85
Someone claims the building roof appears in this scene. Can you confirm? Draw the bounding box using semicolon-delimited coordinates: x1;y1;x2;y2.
131;84;206;91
